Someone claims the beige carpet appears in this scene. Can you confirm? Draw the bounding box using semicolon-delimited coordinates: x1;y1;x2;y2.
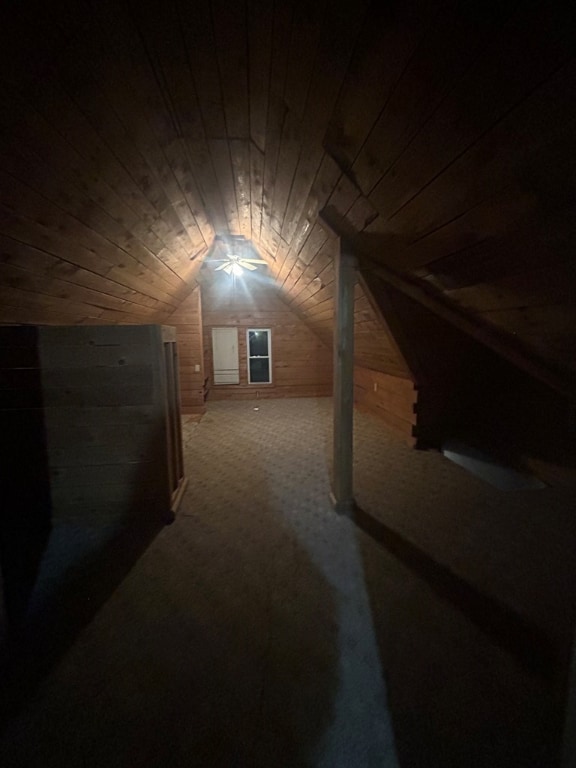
1;397;575;767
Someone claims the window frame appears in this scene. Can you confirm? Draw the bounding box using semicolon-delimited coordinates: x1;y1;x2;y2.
246;328;272;385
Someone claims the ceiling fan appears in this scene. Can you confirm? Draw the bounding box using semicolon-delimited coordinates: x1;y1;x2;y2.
205;236;267;275
213;253;267;275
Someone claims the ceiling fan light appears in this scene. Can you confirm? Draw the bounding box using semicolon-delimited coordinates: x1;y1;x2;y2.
231;263;243;276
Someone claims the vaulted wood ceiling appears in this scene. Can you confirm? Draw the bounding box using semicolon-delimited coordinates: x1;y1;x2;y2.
1;1;575;389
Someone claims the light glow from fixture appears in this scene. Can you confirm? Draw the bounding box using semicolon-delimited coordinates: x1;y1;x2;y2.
231;263;244;276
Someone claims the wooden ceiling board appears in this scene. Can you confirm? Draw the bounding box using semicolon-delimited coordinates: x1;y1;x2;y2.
0;90;190;288
414;202;576;294
0;224;182;314
369;60;576;266
281;222;328;286
0;0;574;390
0;143;189;299
288;244;334;306
258;0;295;258
124;2;223;240
323;0;440;174
20;82;202;281
290;271;336;317
0;170;186;307
267;0;329;241
278;1;369;247
349;2;524;197
246;0;273;154
0;261;161;319
367;10;575;235
249;142;266;243
68;3;212;267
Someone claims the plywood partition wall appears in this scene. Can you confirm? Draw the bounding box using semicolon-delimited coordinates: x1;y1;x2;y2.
0;324;184;642
0;326;51;631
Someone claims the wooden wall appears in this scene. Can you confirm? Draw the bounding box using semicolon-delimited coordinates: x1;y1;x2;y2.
358;277;576;459
201;272;332;400
350;272;416;444
354;278;411;379
354;367;417;445
165;287;205;414
360;278;486;447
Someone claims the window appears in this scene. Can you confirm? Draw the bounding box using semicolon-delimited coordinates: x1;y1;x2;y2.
247;329;272;384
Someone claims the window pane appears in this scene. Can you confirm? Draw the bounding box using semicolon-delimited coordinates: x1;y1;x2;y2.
249;330;268;357
249;358;270;383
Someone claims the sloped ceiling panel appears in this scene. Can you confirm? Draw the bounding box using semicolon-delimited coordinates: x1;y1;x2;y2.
0;1;574;385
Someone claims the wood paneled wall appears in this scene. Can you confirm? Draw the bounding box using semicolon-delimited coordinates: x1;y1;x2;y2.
360;278;485;447
354;274;412;378
165;287;205;414
350;271;417;443
354;367;417;445
201;272;332;400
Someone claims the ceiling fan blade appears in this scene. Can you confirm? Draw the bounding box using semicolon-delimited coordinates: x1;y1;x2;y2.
239;260;257;271
243;259;268;264
222;264;234;275
214;262;229;271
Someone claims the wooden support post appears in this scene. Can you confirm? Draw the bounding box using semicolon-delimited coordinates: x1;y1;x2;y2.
331;242;356;515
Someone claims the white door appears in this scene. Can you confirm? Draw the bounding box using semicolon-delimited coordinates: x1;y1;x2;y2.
212;328;239;384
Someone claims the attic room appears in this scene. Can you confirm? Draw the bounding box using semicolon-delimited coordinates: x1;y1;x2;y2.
0;0;575;766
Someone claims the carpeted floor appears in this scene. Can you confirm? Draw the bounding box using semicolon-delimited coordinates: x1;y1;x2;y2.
0;397;575;767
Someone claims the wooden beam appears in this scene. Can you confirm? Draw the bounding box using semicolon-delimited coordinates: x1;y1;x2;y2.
361;257;575;399
331;240;356;514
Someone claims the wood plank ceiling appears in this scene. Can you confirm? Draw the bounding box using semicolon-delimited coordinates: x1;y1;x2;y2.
0;0;575;386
